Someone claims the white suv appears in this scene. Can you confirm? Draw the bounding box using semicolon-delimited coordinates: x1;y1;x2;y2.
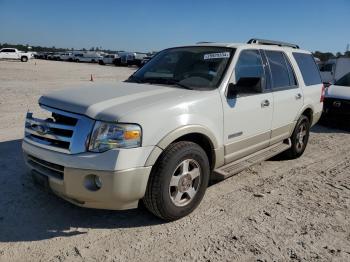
23;39;324;221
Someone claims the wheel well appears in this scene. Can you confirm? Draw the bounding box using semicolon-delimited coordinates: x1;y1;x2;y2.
173;133;215;170
302;108;313;124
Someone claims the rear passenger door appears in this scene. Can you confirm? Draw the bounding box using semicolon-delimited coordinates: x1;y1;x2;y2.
263;50;303;145
293;52;323;124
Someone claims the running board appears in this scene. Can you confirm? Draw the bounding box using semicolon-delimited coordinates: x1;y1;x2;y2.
213;140;291;180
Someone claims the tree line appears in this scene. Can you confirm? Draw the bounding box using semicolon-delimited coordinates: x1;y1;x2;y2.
1;42;350;62
0;43;122;54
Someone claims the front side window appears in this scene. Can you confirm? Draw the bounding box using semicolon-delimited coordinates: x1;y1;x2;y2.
265;51;292;89
129;46;235;90
293;53;322;86
335;72;350;87
235;50;264;80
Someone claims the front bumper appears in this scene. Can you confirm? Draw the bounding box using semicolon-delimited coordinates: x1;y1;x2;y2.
22;140;154;210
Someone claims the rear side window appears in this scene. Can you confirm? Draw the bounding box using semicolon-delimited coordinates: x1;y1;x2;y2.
265;51;295;89
335;72;350;87
293;53;322;86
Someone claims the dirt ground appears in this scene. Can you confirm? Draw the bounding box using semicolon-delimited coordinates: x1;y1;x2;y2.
0;60;349;262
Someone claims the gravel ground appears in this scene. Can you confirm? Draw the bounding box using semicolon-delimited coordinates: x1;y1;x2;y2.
0;60;349;262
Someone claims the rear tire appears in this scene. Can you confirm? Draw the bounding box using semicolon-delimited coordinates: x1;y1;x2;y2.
285;115;310;159
21;56;28;62
143;141;210;221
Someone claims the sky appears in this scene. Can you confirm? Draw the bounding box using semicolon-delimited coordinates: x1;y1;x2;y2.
0;0;349;53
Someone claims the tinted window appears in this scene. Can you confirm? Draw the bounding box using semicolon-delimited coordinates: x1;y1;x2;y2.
235;50;264;79
265;51;291;88
234;50;264;94
284;55;297;86
335;72;350;87
293;53;322;86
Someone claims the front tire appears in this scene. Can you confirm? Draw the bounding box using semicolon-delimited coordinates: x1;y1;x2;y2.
21;56;28;62
143;141;210;221
285;115;310;159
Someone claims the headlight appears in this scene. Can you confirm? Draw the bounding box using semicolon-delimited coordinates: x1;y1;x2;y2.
89;121;141;152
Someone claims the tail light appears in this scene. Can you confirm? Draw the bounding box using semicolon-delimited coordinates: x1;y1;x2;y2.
320;84;326;102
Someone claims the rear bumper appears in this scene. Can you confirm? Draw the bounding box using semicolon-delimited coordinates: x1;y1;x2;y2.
22;140;154;210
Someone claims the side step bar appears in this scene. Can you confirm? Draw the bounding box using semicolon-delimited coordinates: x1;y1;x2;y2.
213;139;291;180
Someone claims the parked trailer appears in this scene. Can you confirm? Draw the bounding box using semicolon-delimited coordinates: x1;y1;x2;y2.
319;58;350;84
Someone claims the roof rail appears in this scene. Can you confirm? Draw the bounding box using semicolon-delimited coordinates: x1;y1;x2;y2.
247;38;299;49
196;41;214;44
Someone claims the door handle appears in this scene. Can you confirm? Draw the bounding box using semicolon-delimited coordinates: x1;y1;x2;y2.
295;93;302;100
261;99;270;107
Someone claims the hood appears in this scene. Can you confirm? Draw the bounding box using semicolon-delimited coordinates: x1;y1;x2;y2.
39;82;192;121
326;85;350;100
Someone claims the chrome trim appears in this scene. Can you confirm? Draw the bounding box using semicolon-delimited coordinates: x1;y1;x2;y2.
24;105;95;154
26;117;75;131
23;137;71;154
25;127;72;142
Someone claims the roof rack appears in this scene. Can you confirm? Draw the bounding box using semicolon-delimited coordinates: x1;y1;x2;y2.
247;38;299;49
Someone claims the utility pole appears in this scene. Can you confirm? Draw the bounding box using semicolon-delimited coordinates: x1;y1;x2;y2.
347;43;349;52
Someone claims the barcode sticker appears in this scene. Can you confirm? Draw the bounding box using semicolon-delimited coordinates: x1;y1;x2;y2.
204;52;230;60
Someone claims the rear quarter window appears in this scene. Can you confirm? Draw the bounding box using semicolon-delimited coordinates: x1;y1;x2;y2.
293;53;322;86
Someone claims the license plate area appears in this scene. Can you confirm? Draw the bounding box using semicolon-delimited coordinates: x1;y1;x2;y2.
32;170;50;192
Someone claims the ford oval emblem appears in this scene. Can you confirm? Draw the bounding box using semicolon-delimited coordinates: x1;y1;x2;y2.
32;124;49;135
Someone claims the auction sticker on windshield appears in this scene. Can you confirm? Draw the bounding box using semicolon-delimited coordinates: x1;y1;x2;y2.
204;52;230;60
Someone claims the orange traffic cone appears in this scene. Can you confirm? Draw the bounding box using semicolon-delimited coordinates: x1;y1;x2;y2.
90;74;94;82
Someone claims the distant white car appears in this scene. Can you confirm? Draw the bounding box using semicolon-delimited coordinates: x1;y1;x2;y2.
59;52;74;61
323;72;350;119
98;54;120;65
0;48;32;62
74;52;103;63
118;52;147;66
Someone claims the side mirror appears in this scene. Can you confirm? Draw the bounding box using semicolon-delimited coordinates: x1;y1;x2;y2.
227;77;263;98
227;83;238;99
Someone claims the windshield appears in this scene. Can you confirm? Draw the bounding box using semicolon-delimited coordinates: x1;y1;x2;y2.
128;46;235;90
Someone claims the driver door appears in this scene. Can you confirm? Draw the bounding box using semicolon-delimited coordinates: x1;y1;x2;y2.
222;49;273;163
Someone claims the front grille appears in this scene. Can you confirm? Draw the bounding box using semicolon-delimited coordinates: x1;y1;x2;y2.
26;154;64;180
24;105;95;154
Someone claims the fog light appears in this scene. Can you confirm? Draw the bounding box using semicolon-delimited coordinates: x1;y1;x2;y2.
84;174;102;191
94;176;102;188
